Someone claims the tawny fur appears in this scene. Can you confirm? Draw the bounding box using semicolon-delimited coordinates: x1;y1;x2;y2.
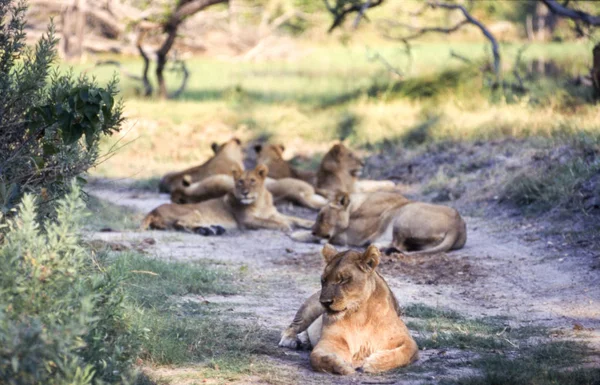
158;138;245;193
254;143;316;185
279;245;418;375
171;174;328;210
302;191;467;255
144;165;314;232
315;143;396;199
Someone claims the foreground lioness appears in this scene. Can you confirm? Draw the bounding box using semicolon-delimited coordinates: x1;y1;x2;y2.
295;191;467;255
143;165;313;232
279;244;418;374
254;143;316;184
158;138;244;193
316;143;395;198
170;173;328;210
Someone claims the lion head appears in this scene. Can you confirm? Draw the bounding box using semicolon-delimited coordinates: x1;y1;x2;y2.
212;137;242;155
312;192;351;239
318;244;381;319
323;143;364;177
254;143;290;179
232;164;268;205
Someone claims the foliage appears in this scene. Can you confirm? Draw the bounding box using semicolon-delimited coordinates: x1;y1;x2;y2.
0;183;143;384
0;0;123;218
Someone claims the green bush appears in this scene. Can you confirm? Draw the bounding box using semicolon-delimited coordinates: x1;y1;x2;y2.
0;183;143;384
0;0;123;218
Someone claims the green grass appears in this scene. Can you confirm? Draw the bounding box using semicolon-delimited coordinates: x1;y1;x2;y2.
84;195;143;231
94;251;270;377
400;304;599;385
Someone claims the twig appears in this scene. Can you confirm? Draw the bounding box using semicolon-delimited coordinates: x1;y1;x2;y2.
513;44;529;92
131;270;159;276
450;50;472;64
168;59;190;99
352;0;371;29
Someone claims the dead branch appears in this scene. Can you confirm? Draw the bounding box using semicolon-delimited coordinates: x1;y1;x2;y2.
366;48;403;79
168;57;190;99
324;0;384;32
449;50;472;64
541;0;600;25
379;1;500;84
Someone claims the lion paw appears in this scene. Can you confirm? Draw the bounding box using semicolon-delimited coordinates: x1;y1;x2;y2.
278;334;298;349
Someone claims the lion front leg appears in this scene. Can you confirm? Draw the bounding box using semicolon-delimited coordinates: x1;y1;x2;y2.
310;340;355;375
361;338;419;373
279;291;324;349
244;215;292;232
282;214;313;229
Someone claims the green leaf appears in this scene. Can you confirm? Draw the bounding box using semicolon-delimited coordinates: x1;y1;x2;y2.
43;143;59;156
83;104;100;121
76;176;88;186
79;86;90;102
100;90;114;110
33;156;44;169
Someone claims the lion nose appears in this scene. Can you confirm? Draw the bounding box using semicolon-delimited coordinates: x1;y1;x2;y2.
242;190;249;196
320;299;333;309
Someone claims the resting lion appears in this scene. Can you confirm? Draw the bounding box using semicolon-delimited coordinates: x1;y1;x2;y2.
254;143;316;185
158;138;244;193
171;172;328;210
279;244;419;374
143;164;313;233
316;143;396;199
294;191;467;255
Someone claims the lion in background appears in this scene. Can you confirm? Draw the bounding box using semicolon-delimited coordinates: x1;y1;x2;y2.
294;191;467;255
315;143;396;199
143;164;313;233
158;138;244;193
170;172;328;210
279;244;418;374
254;143;316;185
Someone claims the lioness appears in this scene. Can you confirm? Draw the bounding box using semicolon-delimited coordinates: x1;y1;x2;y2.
279;244;419;374
316;143;396;198
158;138;244;193
294;191;467;255
254;144;316;184
171;172;328;210
143;164;313;233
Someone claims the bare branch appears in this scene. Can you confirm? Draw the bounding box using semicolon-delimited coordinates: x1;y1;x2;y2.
169;59;190;99
325;0;384;33
541;0;600;26
353;0;372;29
381;19;469;41
449;50;472;64
512;45;529;92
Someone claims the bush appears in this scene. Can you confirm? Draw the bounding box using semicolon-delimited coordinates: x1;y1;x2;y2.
0;0;123;218
0;183;143;385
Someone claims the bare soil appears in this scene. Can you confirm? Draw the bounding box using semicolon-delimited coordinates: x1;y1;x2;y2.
86;159;600;383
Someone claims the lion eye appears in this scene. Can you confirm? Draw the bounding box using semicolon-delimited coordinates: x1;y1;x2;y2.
250;179;256;184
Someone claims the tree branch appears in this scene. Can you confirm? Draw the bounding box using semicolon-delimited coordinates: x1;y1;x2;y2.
325;0;384;33
541;0;600;25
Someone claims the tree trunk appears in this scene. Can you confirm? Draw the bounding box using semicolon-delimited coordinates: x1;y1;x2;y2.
156;28;177;99
60;0;86;59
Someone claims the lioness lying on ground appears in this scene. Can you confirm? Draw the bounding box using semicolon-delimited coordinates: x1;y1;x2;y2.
143;165;313;233
316;143;396;199
170;173;328;210
158;138;244;193
279;244;419;374
254;143;316;185
293;191;467;255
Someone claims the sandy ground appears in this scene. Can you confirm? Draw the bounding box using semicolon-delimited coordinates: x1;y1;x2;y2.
88;184;600;383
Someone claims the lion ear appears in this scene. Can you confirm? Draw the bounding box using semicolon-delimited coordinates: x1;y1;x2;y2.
321;243;338;263
231;166;242;180
359;244;380;271
254;144;263;154
211;143;220;154
278;144;285;153
335;192;350;208
182;174;192;187
255;164;269;179
232;137;242;145
330;144;341;157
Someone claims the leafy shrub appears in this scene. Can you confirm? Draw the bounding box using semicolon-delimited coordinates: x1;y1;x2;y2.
0;0;123;218
0;183;143;384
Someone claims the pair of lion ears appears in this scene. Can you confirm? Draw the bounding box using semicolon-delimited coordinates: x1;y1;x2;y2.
231;164;268;179
254;144;285;154
321;244;381;270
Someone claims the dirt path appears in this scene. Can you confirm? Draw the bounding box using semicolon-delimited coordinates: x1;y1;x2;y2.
87;183;600;383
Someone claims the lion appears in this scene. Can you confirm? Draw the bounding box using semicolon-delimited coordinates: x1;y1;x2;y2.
170;172;328;210
316;143;396;199
293;191;467;255
254;143;316;184
143;164;314;233
279;244;419;374
158;138;244;193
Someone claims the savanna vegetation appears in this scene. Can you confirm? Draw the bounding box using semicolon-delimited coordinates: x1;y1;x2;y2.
2;0;600;384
